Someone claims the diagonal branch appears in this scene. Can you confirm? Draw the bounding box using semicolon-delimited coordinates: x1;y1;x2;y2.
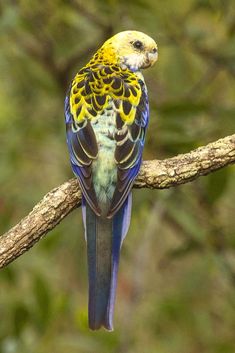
0;134;235;269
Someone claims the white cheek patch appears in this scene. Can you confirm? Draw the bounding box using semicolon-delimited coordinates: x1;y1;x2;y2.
123;53;146;71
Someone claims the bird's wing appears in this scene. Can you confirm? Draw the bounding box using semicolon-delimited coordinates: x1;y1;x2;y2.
65;91;101;215
108;79;149;217
65;64;146;216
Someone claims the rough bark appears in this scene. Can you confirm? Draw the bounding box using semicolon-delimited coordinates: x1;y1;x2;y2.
0;134;235;269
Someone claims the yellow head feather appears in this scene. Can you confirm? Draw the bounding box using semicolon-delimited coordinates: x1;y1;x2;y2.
98;30;158;70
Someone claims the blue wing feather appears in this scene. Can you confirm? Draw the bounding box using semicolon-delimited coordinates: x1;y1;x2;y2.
108;79;149;217
65;91;101;215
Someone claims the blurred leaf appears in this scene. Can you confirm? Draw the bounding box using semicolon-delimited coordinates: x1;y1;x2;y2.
33;274;51;331
13;303;29;336
158;100;209;116
0;267;16;284
203;167;230;204
167;202;207;241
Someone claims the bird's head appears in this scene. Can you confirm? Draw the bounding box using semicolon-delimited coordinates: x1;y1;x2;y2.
97;30;158;71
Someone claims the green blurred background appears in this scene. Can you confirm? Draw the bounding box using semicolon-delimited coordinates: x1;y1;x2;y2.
1;0;235;352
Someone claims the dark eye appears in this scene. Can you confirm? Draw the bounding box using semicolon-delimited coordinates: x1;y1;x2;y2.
132;40;144;50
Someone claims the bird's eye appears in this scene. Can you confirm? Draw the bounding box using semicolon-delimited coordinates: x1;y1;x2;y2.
132;40;144;50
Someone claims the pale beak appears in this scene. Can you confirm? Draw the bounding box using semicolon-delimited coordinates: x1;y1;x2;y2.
147;49;158;65
142;49;158;69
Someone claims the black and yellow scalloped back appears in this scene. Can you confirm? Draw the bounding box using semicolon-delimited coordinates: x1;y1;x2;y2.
70;61;142;125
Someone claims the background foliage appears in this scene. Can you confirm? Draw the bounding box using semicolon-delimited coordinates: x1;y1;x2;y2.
1;0;235;352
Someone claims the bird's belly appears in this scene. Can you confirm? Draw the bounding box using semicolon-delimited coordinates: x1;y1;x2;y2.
91;106;117;207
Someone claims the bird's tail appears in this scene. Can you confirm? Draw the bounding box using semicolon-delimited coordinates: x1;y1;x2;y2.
84;194;132;331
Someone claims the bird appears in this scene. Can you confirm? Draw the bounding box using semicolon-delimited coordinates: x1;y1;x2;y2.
65;30;158;331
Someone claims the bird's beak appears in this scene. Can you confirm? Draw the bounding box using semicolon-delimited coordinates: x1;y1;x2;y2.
147;50;158;65
141;50;158;69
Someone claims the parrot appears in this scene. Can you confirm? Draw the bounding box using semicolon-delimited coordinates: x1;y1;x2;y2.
65;30;158;331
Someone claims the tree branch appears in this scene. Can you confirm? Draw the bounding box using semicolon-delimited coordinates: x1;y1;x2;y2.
0;134;235;269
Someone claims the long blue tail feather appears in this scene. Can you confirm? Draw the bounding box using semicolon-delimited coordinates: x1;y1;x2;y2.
85;194;132;330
